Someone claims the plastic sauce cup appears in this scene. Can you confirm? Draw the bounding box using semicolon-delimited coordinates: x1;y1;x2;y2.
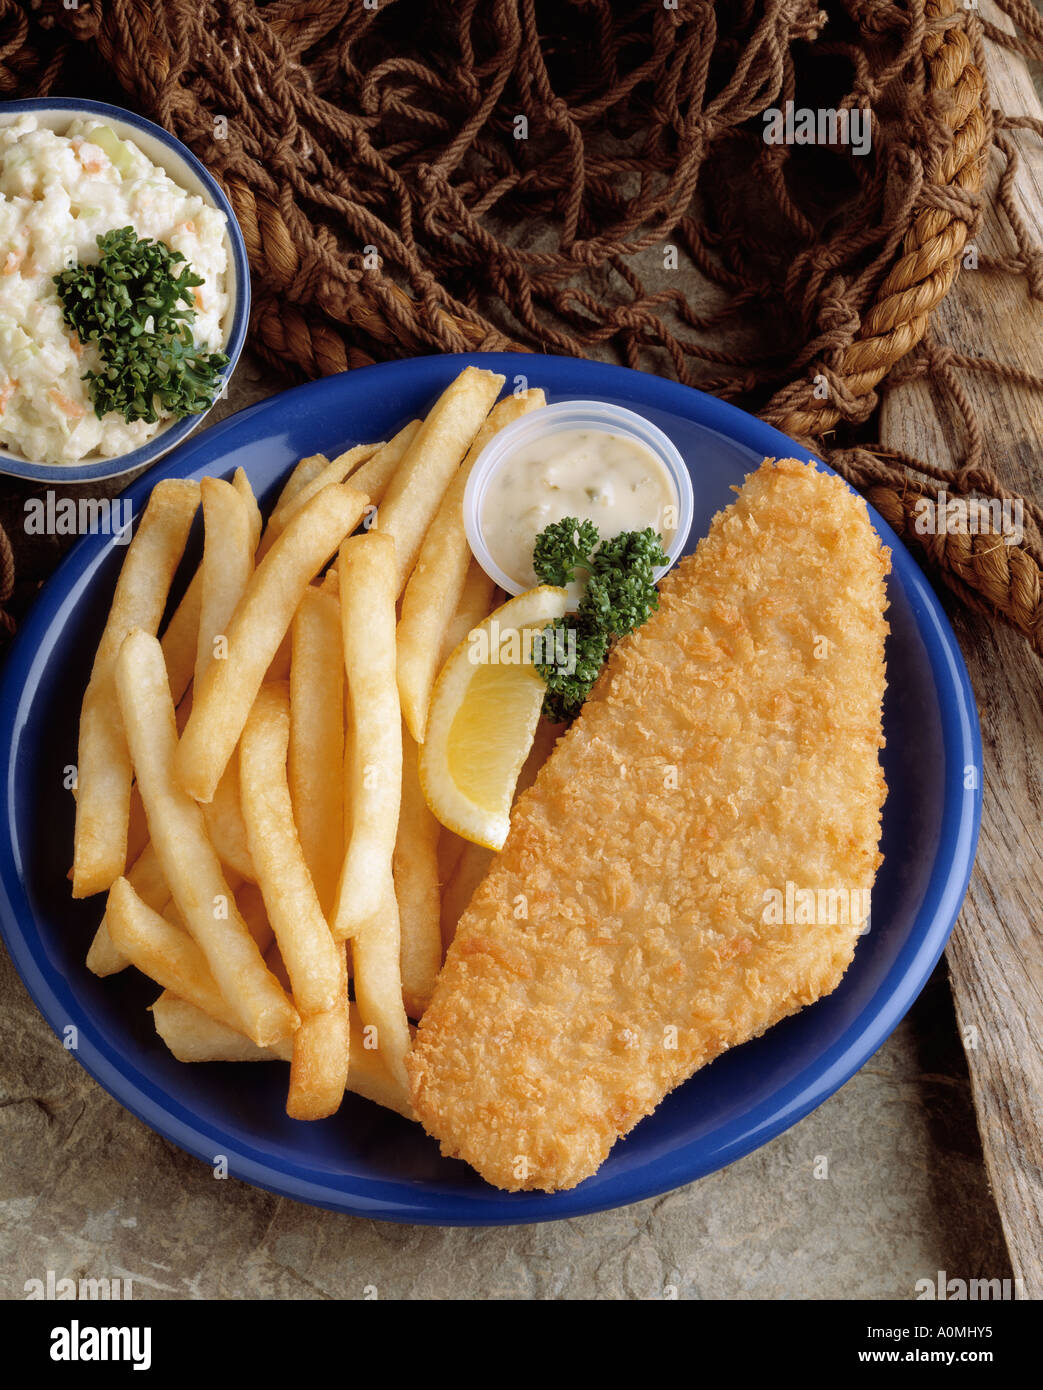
463;399;695;597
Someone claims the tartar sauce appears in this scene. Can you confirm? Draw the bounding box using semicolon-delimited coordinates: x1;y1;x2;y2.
480;427;678;589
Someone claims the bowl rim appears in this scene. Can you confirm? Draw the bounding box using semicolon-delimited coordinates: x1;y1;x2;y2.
0;96;251;484
462;397;696;596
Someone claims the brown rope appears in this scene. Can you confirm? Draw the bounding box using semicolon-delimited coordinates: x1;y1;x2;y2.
0;0;1040;653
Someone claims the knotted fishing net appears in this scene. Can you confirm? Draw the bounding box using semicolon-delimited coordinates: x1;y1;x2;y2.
2;0;1042;649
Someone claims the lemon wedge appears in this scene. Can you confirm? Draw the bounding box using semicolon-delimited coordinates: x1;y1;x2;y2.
419;585;568;849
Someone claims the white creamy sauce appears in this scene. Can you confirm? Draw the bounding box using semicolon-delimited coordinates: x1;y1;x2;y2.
480;427;678;589
0;114;229;465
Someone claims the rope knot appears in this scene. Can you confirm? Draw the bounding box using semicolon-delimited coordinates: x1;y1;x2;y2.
415;163;440;194
818;364;878;424
817;284;861;342
548;97;572;127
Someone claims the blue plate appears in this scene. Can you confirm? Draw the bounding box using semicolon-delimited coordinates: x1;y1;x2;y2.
0;353;982;1224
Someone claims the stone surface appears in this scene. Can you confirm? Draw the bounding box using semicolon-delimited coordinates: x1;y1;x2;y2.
0;939;1010;1300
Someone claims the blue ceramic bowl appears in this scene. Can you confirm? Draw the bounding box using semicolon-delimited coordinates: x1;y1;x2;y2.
0;97;250;483
0;353;982;1224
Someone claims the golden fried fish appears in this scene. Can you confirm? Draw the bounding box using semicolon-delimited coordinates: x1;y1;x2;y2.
407;458;890;1191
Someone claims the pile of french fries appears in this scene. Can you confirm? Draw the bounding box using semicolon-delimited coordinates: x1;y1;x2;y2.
71;367;546;1124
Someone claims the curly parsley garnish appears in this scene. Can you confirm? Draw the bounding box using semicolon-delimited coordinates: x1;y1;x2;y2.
533;517;669;722
532;516;600;586
53;226;228;425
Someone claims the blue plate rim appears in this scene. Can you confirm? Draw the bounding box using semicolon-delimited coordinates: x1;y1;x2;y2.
0;351;983;1224
0;96;252;484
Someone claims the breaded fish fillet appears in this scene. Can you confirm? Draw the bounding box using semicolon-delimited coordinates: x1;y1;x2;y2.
408;458;890;1192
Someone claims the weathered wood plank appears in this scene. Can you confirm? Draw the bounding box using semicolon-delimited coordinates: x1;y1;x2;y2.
879;0;1043;1299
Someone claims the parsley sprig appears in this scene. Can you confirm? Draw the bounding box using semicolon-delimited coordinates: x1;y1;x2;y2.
532;516;600;586
53;227;228;424
533;517;669;722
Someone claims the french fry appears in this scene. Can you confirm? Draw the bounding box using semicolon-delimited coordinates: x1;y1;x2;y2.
374;367;504;594
160;571;202;706
120;839;169;917
236;879;274;955
262;442;381;551
195;477;256;685
346;420;421;515
351;886;412;1093
289;586;344;917
439;558;496;667
175;684;193;735
150;995;415;1119
266;633;293;682
87;837;168;977
152;994;285;1062
273;452;330;513
240;683;342;1017
397;390;545;741
264;937;291;991
437;826;468;892
251;452;287;672
440;839;495;952
287;947;349;1120
73;479;200;897
231;466;262;551
107;876;242;1031
115;629;297;1046
331;532;402;939
158;895;187;929
395;727;442;1018
175;484;369;803
346;1013;415;1119
126;785;150;867
201;749;256;882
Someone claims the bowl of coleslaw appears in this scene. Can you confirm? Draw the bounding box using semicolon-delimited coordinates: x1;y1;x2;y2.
0;98;250;483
